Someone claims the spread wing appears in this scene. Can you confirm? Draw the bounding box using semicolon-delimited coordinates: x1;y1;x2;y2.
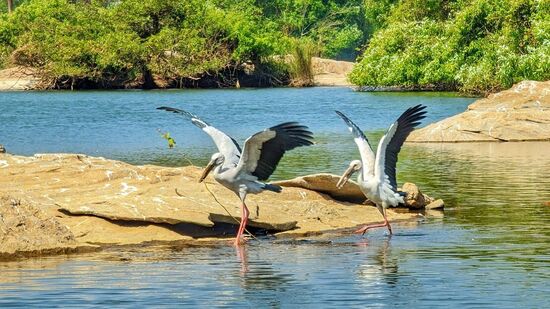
335;111;376;177
374;104;427;190
157;107;241;166
237;122;314;181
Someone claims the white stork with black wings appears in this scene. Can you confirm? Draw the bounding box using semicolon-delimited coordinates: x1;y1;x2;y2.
335;105;427;235
157;107;314;245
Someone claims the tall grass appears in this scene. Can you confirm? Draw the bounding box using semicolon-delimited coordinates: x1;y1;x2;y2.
289;39;316;87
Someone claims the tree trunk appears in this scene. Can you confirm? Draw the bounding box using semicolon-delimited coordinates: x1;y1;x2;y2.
7;0;13;13
141;67;156;90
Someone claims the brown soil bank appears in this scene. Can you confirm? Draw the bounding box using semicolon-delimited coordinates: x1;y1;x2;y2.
0;153;439;259
408;80;550;142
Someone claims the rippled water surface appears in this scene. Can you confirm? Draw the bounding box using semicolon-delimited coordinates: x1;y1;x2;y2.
1;88;549;308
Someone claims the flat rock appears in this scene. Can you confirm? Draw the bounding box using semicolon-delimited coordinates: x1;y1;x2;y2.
0;66;40;91
0;196;97;259
273;173;366;203
0;153;295;231
0;153;425;246
276;175;438;209
426;199;445;210
408;80;550;142
312;57;354;87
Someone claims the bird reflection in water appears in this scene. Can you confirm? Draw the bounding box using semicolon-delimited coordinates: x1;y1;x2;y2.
356;238;399;286
234;244;293;302
235;244;249;274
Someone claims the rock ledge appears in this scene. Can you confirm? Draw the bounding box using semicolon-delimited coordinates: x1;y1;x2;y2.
408;80;550;142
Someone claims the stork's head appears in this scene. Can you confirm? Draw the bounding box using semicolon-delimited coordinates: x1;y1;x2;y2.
336;160;362;189
199;152;224;183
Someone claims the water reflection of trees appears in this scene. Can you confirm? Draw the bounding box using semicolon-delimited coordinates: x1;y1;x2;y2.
401;142;550;258
401;142;550;227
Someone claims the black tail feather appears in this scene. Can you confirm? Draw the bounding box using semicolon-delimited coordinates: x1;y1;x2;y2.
263;183;282;193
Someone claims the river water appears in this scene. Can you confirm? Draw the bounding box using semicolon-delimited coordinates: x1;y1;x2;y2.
1;88;549;308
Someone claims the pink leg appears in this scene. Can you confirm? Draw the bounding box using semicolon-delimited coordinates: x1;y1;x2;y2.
354;210;392;235
235;204;245;243
234;203;250;246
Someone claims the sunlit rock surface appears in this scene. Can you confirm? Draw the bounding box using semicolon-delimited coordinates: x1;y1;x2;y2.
0;153;423;258
312;57;354;87
0;66;40;91
0;196;97;259
273;173;365;203
276;175;437;209
426;199;445;210
400;182;435;209
408;80;550;142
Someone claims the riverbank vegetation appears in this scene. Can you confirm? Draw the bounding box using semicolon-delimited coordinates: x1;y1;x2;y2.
0;0;365;89
0;0;548;92
350;0;549;94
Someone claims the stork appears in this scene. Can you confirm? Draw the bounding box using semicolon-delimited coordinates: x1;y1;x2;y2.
335;105;427;235
158;107;314;245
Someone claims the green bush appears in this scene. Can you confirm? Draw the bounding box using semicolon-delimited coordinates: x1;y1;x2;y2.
2;0;545;92
0;0;367;87
0;0;287;87
351;0;550;94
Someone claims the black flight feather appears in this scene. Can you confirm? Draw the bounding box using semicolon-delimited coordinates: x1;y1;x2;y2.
384;104;427;190
252;122;314;180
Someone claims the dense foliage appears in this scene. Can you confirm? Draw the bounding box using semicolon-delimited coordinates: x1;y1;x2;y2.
0;0;365;88
0;0;548;92
350;0;550;93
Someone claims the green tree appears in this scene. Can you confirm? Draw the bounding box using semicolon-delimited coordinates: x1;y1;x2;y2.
351;0;550;94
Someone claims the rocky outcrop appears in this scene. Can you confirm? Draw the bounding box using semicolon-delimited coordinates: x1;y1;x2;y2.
0;153;428;257
275;175;438;209
312;57;354;87
0;153;443;258
0;66;41;91
408;80;550;142
400;182;436;209
273;173;365;203
0;196;97;259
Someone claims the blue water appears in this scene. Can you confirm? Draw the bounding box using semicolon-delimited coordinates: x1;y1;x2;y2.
0;88;467;169
1;87;549;308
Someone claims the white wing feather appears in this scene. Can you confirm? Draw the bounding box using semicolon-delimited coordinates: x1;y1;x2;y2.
335;111;376;177
236;129;276;174
374;121;397;184
201;126;241;167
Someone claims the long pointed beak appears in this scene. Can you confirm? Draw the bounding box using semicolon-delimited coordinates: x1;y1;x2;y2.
199;160;216;183
336;166;356;189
